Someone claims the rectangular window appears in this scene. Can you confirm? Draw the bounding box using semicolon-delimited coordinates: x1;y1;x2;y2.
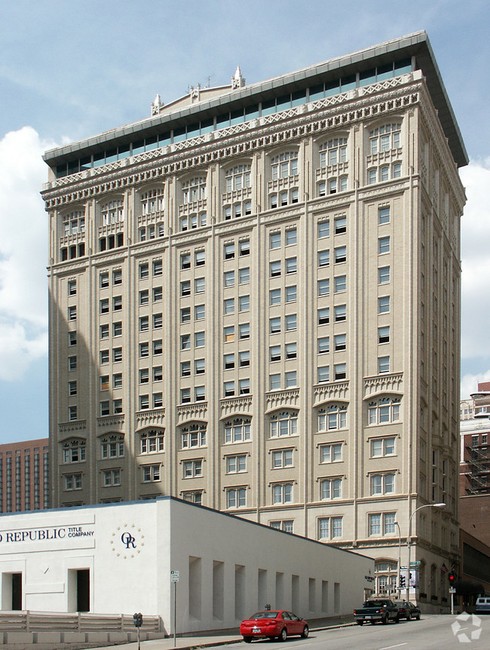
318;279;330;296
224;297;235;314
285;314;297;331
318;250;330;267
378;326;390;344
195;304;205;320
285;257;297;274
269;373;281;391
226;454;247;473
317;366;330;383
239;295;250;312
272;449;293;468
239;267;250;284
270;288;281;305
183;459;203;478
270;345;281;362
320;477;342;500
113;373;122;389
371;437;396;457
318;516;343;540
320;443;343;463
378;236;390;254
334;275;346;293
378;206;390;224
318;336;330;353
224;270;235;287
334;363;346;380
239;323;250;339
272;483;293;504
318;307;330;325
378;266;390;284
269;232;281;249
378;296;390;314
334;215;347;234
334;304;346;322
318;220;330;238
334;246;346;263
153;259;163;276
142;464;161;482
334;333;346;351
270;260;281;277
226;487;247;508
285;285;297;303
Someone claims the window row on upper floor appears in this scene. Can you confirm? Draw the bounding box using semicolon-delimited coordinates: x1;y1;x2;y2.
56;122;403;242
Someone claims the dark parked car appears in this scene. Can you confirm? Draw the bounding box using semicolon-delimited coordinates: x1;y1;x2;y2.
394;601;421;620
240;609;309;642
353;599;400;625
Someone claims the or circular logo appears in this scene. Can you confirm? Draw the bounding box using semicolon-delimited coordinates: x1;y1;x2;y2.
451;612;482;643
110;524;145;559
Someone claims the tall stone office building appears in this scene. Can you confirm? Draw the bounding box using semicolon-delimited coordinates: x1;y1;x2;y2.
42;33;467;604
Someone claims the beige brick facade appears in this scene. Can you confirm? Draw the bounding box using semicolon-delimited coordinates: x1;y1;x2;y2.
42;33;467;607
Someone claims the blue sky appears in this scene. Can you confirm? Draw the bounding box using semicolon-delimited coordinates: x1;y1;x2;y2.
0;0;489;443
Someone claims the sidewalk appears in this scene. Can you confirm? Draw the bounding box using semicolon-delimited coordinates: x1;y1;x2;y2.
88;617;354;650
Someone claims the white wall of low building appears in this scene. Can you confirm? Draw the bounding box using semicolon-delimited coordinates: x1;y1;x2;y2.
0;498;374;633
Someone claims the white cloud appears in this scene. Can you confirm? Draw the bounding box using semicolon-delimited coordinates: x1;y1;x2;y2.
0;127;54;380
461;371;490;400
460;160;490;361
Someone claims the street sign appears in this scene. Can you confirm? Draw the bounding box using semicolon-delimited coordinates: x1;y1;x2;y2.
409;561;421;567
449;587;456;594
170;569;180;583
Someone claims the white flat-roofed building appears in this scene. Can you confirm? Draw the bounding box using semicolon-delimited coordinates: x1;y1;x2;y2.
0;497;374;635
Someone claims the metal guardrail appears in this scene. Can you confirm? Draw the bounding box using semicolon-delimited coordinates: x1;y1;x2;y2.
0;611;162;633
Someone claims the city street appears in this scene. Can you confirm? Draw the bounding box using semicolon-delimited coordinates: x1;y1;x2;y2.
248;615;490;650
91;614;490;650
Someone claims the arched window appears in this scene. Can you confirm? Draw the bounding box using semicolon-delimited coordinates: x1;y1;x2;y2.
375;560;398;596
271;151;298;179
318;404;347;432
369;123;401;154
224;417;251;443
225;164;251;191
368;396;401;425
182;176;206;204
61;438;86;464
100;434;125;459
140;187;164;215
140;428;165;454
101;198;124;225
181;422;207;448
62;209;85;235
270;410;298;438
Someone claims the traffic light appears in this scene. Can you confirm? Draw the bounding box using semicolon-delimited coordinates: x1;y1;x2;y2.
448;571;456;585
133;612;143;628
399;574;406;588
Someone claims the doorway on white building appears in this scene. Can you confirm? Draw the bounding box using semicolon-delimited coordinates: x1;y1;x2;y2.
1;572;22;610
68;568;90;612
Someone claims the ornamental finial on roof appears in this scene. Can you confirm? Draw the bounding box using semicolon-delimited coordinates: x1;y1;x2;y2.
151;94;163;116
231;66;245;89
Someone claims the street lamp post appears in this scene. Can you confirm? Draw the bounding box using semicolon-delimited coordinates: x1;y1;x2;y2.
394;520;402;599
406;503;446;603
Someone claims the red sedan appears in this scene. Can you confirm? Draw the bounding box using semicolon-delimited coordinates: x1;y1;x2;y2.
240;609;309;643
